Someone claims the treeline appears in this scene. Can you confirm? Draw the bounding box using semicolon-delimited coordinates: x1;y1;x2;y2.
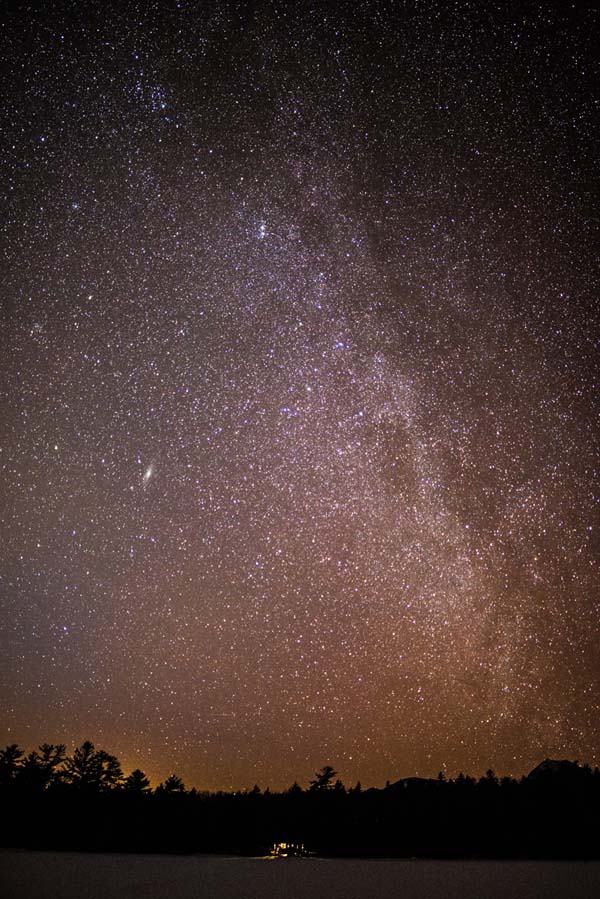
1;743;599;858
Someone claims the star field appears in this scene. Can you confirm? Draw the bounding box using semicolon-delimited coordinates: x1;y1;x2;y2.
1;1;598;790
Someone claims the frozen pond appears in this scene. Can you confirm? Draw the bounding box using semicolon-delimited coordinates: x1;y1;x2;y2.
1;850;600;898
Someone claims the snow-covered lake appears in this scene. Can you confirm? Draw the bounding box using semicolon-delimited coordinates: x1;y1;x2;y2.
1;850;600;898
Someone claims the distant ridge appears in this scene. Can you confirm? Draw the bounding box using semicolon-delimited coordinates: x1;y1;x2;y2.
526;759;585;780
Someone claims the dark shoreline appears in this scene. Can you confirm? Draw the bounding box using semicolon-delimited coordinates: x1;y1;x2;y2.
2;752;599;861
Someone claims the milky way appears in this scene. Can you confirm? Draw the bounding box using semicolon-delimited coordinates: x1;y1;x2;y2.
1;2;598;790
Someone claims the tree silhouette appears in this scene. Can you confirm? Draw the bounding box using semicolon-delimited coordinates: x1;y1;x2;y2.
124;769;151;793
96;750;123;789
479;768;499;788
0;745;24;787
63;741;122;791
63;740;97;788
17;751;45;791
18;743;67;792
39;743;66;781
309;765;337;791
158;773;186;793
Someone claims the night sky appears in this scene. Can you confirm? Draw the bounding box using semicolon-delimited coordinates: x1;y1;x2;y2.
1;1;598;791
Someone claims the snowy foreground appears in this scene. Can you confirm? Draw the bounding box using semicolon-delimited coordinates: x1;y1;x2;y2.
2;851;600;899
